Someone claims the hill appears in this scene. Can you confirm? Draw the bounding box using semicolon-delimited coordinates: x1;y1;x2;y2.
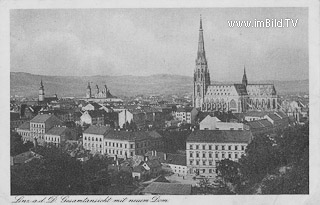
10;72;308;98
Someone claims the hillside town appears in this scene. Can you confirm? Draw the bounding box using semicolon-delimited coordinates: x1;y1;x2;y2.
10;17;309;195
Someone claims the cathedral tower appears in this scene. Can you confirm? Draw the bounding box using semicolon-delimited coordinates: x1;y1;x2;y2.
38;79;45;102
193;16;210;108
86;82;92;98
242;66;248;87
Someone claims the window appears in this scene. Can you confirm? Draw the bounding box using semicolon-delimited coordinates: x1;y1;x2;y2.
215;153;218;158
100;138;102;142
189;144;193;150
202;145;205;150
196;145;199;149
105;142;107;146
202;153;206;158
209;153;212;158
131;152;133;156
235;153;238;159
125;144;127;148
190;153;193;157
196;153;199;158
196;161;199;165
113;143;115;147
228;153;232;158
209;169;212;173
235;146;238;150
88;137;90;141
222;146;225;150
203;161;206;165
96;138;98;141
109;142;111;146
84;137;87;140
130;144;133;149
209;145;212;150
215;145;219;150
100;145;102;148
228;145;232;150
222;153;225;158
120;143;122;148
242;145;245;150
189;160;193;165
209;161;212;166
116;143;118;147
203;169;205;173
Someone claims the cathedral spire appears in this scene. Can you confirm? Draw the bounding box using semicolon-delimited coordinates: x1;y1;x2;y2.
242;66;248;87
196;15;207;65
40;79;44;89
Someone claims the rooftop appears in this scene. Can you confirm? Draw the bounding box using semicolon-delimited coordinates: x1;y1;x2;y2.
83;125;111;135
17;121;30;130
187;130;253;144
45;126;70;136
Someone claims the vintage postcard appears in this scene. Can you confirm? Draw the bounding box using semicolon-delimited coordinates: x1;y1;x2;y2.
1;0;319;204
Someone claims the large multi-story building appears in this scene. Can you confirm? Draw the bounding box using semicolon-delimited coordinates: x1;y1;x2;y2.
193;17;278;113
186;130;253;177
17;114;64;145
83;125;164;157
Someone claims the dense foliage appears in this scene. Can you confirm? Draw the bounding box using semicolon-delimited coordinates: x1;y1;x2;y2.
11;145;112;195
10;132;34;156
216;123;309;194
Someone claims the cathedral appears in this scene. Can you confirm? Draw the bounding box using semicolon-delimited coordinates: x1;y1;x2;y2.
193;17;278;113
86;83;115;99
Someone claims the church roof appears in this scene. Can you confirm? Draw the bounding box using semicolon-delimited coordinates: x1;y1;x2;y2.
246;84;276;96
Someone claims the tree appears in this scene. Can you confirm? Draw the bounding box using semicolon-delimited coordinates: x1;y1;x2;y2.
10;132;33;156
216;159;241;185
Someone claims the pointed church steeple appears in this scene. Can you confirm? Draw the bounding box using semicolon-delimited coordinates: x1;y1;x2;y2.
193;15;210;108
196;15;207;65
40;79;44;89
242;66;248;87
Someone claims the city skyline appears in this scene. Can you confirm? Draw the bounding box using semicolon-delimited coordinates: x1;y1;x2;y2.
11;8;308;81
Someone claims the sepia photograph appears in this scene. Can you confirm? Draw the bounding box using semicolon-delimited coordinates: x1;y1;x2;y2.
2;0;320;204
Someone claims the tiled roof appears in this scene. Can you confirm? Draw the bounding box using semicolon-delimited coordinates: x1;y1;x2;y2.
104;130;159;141
165;153;186;166
30;114;60;123
45;126;70;136
187;130;253;143
146;131;163;139
13;151;42;164
245;111;269;118
17;121;30;130
83;125;111;135
234;84;248;95
146;159;161;168
176;107;194;113
141;182;191;195
246;84;276;96
247;119;272;129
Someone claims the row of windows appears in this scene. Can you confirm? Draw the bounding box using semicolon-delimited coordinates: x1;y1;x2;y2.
189;144;246;151
84;136;102;142
106;149;134;157
190;152;241;159
31;123;45;128
45;136;60;142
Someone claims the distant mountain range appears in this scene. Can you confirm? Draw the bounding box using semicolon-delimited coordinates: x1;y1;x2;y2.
10;72;308;98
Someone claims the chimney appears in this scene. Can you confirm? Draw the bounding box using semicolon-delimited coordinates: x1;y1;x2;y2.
152;150;154;156
155;150;157;156
164;153;167;161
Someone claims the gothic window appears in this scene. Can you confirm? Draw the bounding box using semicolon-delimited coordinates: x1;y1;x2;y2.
197;85;201;94
273;99;276;109
230;99;237;108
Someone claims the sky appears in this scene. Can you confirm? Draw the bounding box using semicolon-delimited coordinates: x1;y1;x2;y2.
10;8;308;81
